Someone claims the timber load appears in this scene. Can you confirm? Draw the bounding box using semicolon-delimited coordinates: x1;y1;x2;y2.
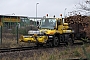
65;15;90;39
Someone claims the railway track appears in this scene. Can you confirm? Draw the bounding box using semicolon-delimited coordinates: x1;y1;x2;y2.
0;46;39;53
0;41;87;53
0;42;87;60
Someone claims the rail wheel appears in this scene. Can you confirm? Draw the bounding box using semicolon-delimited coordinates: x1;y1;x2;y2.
48;41;53;47
35;43;44;47
46;40;53;48
53;36;59;47
39;44;44;47
28;40;31;44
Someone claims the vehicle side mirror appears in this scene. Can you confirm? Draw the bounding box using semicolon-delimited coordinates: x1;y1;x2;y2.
37;26;39;29
37;21;39;26
54;26;56;29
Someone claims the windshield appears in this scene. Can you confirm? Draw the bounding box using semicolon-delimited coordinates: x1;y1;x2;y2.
40;18;56;29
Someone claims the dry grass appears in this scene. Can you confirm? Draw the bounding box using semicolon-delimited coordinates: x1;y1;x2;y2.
0;44;90;60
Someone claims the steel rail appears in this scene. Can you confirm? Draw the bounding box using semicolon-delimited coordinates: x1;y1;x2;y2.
0;46;39;53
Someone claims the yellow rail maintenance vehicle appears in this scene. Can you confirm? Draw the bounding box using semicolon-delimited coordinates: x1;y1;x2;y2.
19;14;74;47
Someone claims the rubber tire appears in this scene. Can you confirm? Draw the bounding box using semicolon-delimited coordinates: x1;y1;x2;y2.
53;36;59;47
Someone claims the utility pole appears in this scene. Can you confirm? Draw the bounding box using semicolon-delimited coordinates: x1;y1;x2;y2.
36;3;39;26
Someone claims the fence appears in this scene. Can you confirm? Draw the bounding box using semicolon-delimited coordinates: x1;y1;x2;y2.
0;15;43;47
0;16;20;45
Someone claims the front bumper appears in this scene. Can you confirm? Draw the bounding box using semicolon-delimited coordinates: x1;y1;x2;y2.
19;35;48;43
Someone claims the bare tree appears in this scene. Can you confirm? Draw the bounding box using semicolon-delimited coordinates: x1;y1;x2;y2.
75;0;90;15
79;0;90;11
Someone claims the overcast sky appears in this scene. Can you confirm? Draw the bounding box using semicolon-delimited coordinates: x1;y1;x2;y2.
0;0;85;17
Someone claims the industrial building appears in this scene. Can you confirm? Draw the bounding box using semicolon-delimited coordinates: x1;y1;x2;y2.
0;15;42;29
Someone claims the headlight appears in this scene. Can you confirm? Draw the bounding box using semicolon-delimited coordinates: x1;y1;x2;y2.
23;36;30;38
72;30;74;33
28;30;43;34
48;36;53;38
